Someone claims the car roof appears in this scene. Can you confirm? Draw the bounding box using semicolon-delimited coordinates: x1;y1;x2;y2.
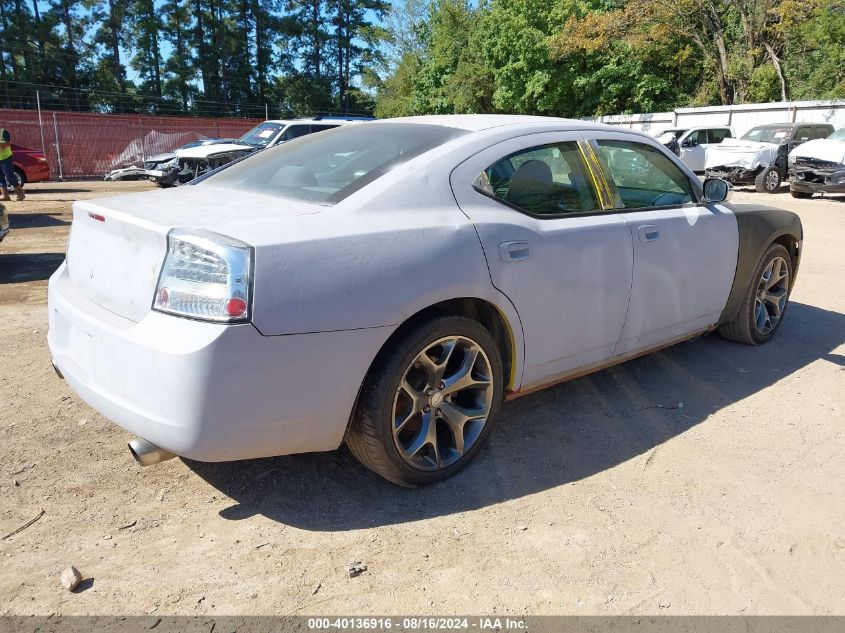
383;114;577;131
752;122;831;129
265;118;362;126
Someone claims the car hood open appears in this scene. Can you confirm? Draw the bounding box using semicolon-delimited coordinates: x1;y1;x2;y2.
789;138;845;165
705;137;779;170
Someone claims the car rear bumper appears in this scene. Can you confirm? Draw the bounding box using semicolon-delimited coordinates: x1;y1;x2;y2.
47;262;392;462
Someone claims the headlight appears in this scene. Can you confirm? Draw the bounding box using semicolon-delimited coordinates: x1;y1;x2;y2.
153;229;253;323
788;154;796;167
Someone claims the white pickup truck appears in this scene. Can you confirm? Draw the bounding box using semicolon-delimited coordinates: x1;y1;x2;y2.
657;126;734;172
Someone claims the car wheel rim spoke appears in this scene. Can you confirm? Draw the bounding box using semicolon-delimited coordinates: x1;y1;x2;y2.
754;256;789;336
392;335;494;471
766;171;779;188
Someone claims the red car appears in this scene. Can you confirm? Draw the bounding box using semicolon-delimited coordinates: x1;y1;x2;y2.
11;143;50;185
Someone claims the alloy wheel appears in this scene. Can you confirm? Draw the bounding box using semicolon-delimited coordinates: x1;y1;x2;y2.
765;170;780;190
391;336;494;471
754;256;789;335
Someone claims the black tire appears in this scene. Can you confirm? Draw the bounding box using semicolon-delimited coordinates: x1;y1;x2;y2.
14;167;26;187
347;315;505;487
754;166;781;193
718;243;793;345
790;187;813;199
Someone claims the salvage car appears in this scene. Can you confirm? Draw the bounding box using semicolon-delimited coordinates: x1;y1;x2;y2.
48;115;802;486
11;143;50;185
705;122;834;193
143;138;237;187
657;126;733;172
788;127;845;198
149;117;367;186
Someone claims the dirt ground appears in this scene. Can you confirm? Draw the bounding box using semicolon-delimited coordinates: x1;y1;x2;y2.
0;180;843;616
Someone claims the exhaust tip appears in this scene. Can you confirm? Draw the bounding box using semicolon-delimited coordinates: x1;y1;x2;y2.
128;437;176;467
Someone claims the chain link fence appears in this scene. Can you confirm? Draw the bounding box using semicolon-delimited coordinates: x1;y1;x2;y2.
0;109;263;180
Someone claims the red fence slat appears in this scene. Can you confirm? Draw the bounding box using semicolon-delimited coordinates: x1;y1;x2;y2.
0;109;262;179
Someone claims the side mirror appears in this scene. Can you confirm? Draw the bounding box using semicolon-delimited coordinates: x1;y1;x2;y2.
703;178;732;204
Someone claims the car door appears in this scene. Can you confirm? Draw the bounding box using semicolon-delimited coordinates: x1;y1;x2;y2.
588;133;739;356
450;132;634;389
679;129;707;172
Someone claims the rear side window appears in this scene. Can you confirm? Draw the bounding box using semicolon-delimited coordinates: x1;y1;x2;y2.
279;125;311;142
595;140;694;210
795;127;813;142
814;125;834;139
474;142;601;216
709;128;731;143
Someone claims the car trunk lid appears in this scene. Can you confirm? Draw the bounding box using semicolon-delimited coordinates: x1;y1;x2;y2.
66;184;324;322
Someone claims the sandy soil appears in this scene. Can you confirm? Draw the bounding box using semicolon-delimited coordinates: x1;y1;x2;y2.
0;180;843;616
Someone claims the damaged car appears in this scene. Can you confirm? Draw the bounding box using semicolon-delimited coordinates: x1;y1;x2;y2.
148;117;368;187
105;138;236;182
705;122;833;193
656;126;733;172
788;127;845;199
49;115;803;486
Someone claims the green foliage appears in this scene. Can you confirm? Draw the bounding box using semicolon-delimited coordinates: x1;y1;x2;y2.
375;0;845;117
785;0;845;99
0;0;388;116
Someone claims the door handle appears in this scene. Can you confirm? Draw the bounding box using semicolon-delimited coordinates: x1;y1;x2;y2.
499;241;530;262
637;225;660;243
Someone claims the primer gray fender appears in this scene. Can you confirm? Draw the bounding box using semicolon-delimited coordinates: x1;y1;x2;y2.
719;203;803;324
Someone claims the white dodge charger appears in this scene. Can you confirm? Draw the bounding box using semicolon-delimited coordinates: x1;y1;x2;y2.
48;115;802;486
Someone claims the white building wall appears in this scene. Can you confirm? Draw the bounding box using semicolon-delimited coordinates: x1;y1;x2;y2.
589;100;845;138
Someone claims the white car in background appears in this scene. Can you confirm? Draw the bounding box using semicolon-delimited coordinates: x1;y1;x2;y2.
788;127;845;198
657;126;733;172
49;115;802;486
149;117;369;186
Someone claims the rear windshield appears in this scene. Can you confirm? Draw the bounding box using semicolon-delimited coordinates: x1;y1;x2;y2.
829;128;845;141
204;123;467;204
742;126;791;144
238;122;285;148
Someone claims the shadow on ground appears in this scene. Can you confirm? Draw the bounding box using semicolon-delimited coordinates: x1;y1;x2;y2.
0;253;65;283
187;302;845;531
28;188;92;195
8;213;70;228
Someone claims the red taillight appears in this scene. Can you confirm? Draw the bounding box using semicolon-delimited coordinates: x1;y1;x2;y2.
225;298;247;318
88;212;105;222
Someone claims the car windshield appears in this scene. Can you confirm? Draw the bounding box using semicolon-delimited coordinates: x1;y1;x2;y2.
828;128;845;141
204;123;468;204
179;139;216;150
237;122;285;148
742;126;791;144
